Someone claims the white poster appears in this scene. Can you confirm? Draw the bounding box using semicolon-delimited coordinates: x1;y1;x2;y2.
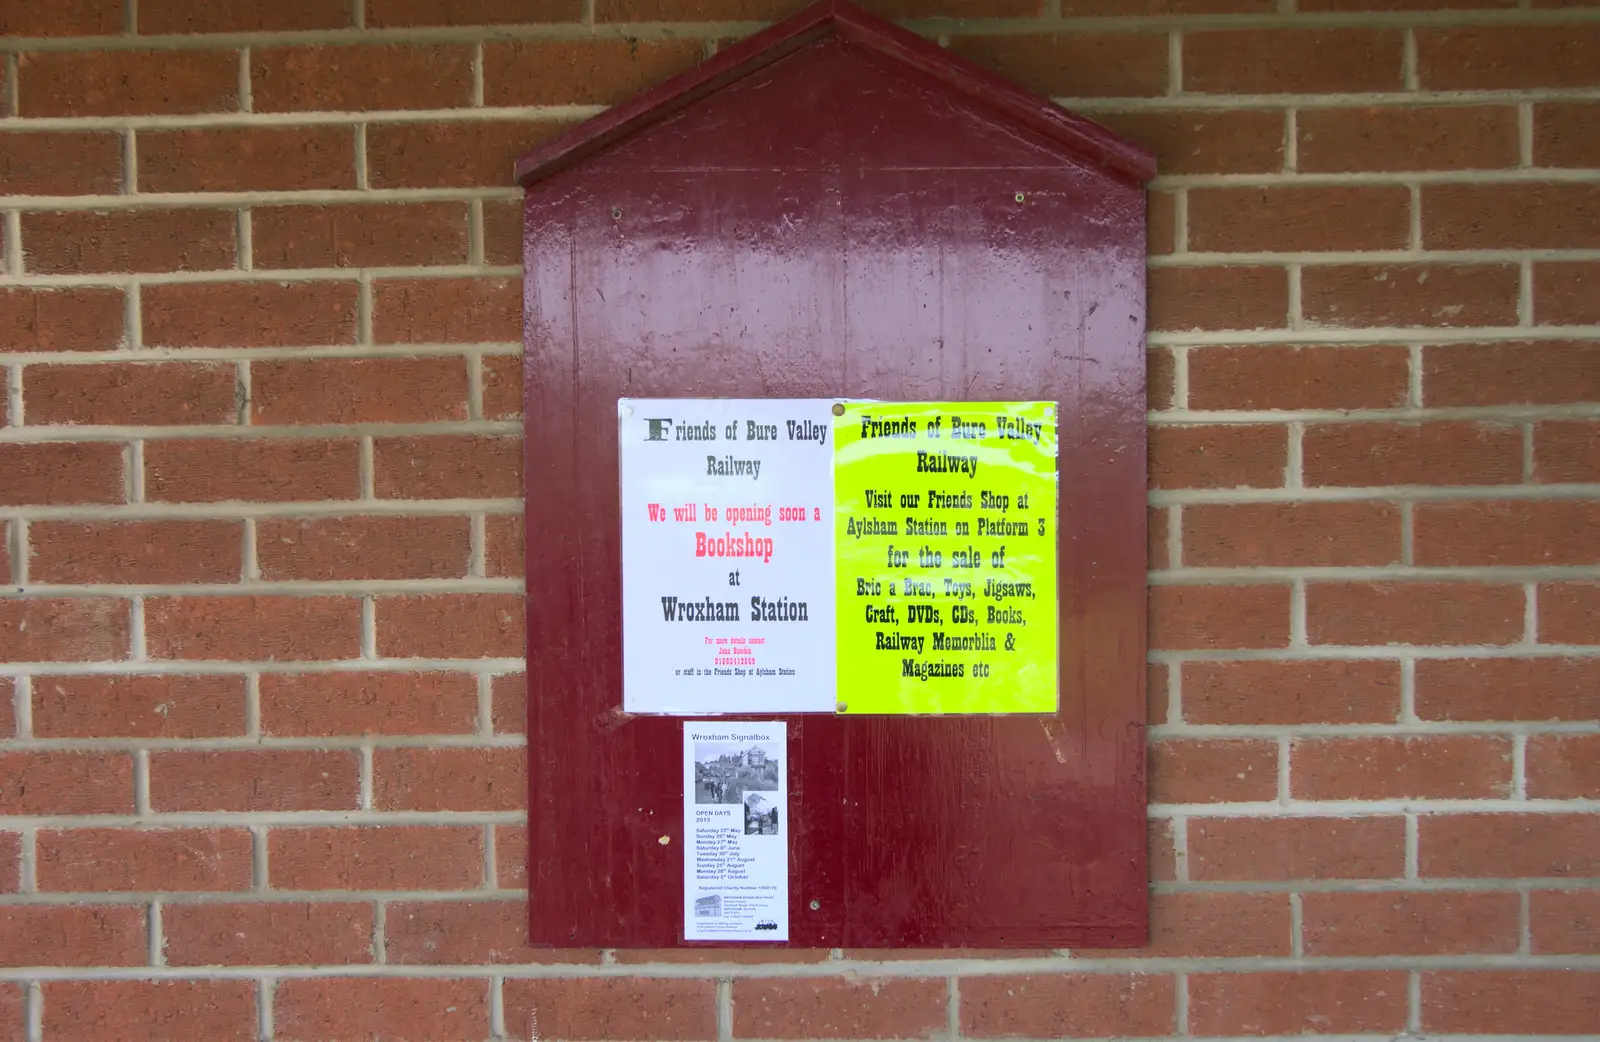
620;399;835;714
683;722;788;941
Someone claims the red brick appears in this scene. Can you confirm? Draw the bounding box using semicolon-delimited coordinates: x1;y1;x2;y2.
491;672;527;733
1536;263;1600;325
151;749;360;812
38;827;252;891
0;598;129;661
145;437;360;502
258;515;472;581
1149;819;1176;882
1423;184;1600;250
376;593;524;658
733;978;945;1039
251;357;467;426
1184;503;1401;567
482;200;524;267
140;126;356;192
1424;814;1600;877
1184;660;1401;725
1306;891;1519;956
0;906;145;966
43;980;256;1041
1303;264;1519;329
1148;347;1175;410
1535;102;1600;167
254;44;473;112
504;979;717;1041
1190;816;1406;880
17;50;238;117
23;210;235;275
0;982;16;1041
31;674;247;739
1295;735;1513;800
0;131;122;194
620;0;1046;13
30;520;243;583
1094;109;1283;175
269;826;484;890
145;595;363;661
275;978;488;1042
947;33;1167;98
482;354;523;419
1189;186;1410;253
1417;657;1600;721
1302;0;1513;8
0;287;126;353
367;120;571;189
1190;971;1408;1035
163;901;374;966
1298;105;1518;172
366;0;583;25
260;671;480;736
142;280;359;347
1307;581;1525;646
961;973;1175;1038
1185;29;1403;93
1150;738;1277;803
1540;582;1600;643
1150;584;1290;650
485;39;704;107
1149;424;1285;489
1531;891;1600;953
1415;501;1600;567
373;277;520;343
1148;266;1287;331
1528;735;1600;798
27;362;236;427
139;0;355;33
253;202;468;269
1534;421;1600;484
465;503;513;570
592;0;798;18
388;899;595;965
1424;970;1600;1034
0;0;122;34
0;749;130;815
1149;506;1170;571
1093;892;1291;958
1147;191;1176;256
1426;342;1600;407
1148;660;1171;724
1418;26;1600;90
495;824;527;887
1309;421;1523;488
1188;345;1409;411
374;747;526;811
374;434;522;499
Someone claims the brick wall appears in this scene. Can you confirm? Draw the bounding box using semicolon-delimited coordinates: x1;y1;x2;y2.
1;0;1597;1038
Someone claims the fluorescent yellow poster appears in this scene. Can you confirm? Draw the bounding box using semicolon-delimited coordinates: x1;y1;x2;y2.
833;402;1059;715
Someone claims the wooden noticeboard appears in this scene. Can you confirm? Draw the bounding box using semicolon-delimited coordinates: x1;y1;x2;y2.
518;0;1154;948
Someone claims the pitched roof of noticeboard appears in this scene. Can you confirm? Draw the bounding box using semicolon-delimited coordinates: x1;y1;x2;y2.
512;0;1157;188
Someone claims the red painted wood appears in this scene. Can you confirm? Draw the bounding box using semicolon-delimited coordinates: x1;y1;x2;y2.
522;2;1150;948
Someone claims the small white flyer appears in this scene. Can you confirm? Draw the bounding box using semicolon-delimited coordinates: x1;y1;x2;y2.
683;721;788;941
